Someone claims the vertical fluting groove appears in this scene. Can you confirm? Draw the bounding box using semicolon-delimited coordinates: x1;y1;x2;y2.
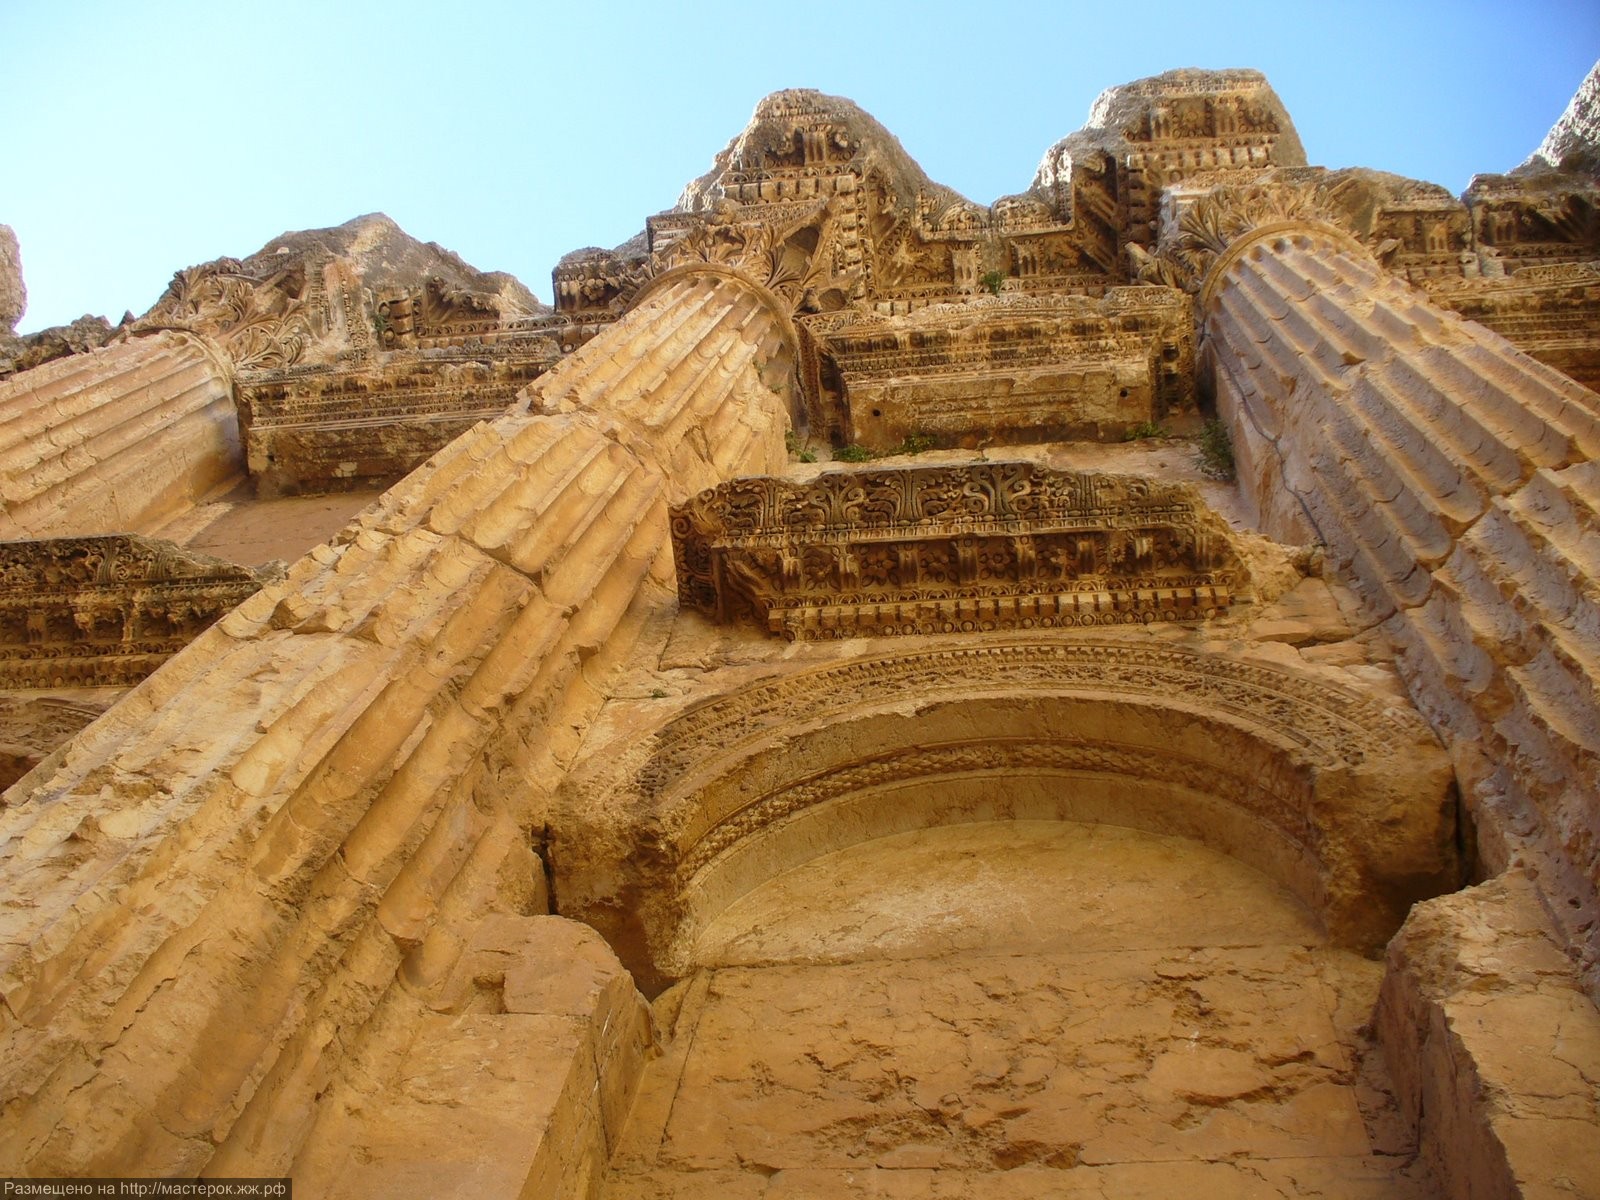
0;267;794;1177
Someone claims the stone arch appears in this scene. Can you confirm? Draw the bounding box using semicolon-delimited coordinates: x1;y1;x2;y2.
552;637;1461;992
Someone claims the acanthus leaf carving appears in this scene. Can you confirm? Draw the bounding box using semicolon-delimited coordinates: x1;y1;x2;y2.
671;463;1250;640
134;255;325;370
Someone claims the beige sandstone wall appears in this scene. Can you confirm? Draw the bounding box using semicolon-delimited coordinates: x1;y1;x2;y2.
1377;873;1600;1198
1202;223;1600;975
0;269;792;1183
1200;223;1600;1195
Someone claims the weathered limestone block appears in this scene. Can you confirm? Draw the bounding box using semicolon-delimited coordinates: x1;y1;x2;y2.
1200;221;1600;995
805;289;1194;449
0;268;791;1178
237;350;558;497
556;638;1460;993
0;225;22;334
295;916;652;1198
608;819;1437;1196
1377;872;1600;1200
0;330;242;538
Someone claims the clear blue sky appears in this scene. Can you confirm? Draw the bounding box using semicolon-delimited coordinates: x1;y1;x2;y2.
3;0;1596;332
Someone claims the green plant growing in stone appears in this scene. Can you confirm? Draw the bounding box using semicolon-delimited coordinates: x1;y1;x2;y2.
887;432;936;456
786;429;818;463
835;444;874;462
1197;417;1236;480
1122;420;1166;441
980;270;1006;296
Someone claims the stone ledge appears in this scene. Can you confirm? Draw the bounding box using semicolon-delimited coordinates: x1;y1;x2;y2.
1377;871;1600;1200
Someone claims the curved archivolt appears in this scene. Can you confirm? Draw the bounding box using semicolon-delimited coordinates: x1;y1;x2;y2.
553;637;1461;990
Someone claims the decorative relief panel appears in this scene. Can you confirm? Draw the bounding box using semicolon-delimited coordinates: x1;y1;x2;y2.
626;640;1415;815
671;463;1246;640
0;537;273;687
803;289;1194;448
1422;260;1600;391
133;253;338;371
237;344;559;496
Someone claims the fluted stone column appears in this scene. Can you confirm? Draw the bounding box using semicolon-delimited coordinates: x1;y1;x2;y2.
0;330;242;538
0;268;794;1185
1200;222;1600;1198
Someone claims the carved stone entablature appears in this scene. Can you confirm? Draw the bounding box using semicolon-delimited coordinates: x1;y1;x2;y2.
237;345;559;496
678;88;941;220
1140;168;1599;304
556;89;983;325
1423;259;1600;392
0;537;273;687
670;463;1246;640
551;246;653;317
1133;171;1469;296
559;191;869;325
132;214;546;373
874;195;1108;302
133;253;336;371
1031;69;1308;268
801;289;1194;449
1464;172;1600;273
553;78;1318;334
373;276;520;349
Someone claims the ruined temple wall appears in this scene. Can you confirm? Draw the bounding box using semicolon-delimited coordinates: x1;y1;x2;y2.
0;271;791;1184
1199;224;1600;1197
0;331;242;539
1201;226;1600;981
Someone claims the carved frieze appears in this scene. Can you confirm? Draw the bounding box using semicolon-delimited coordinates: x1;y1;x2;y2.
1465;173;1600;273
133;254;336;371
552;247;654;316
671;463;1246;640
373;275;520;348
803;289;1194;448
0;537;273;687
237;344;560;495
1423;260;1600;391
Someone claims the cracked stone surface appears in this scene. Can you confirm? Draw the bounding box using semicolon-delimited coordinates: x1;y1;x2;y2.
603;821;1435;1198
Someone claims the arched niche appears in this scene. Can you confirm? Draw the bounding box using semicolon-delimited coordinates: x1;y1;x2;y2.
551;637;1462;994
